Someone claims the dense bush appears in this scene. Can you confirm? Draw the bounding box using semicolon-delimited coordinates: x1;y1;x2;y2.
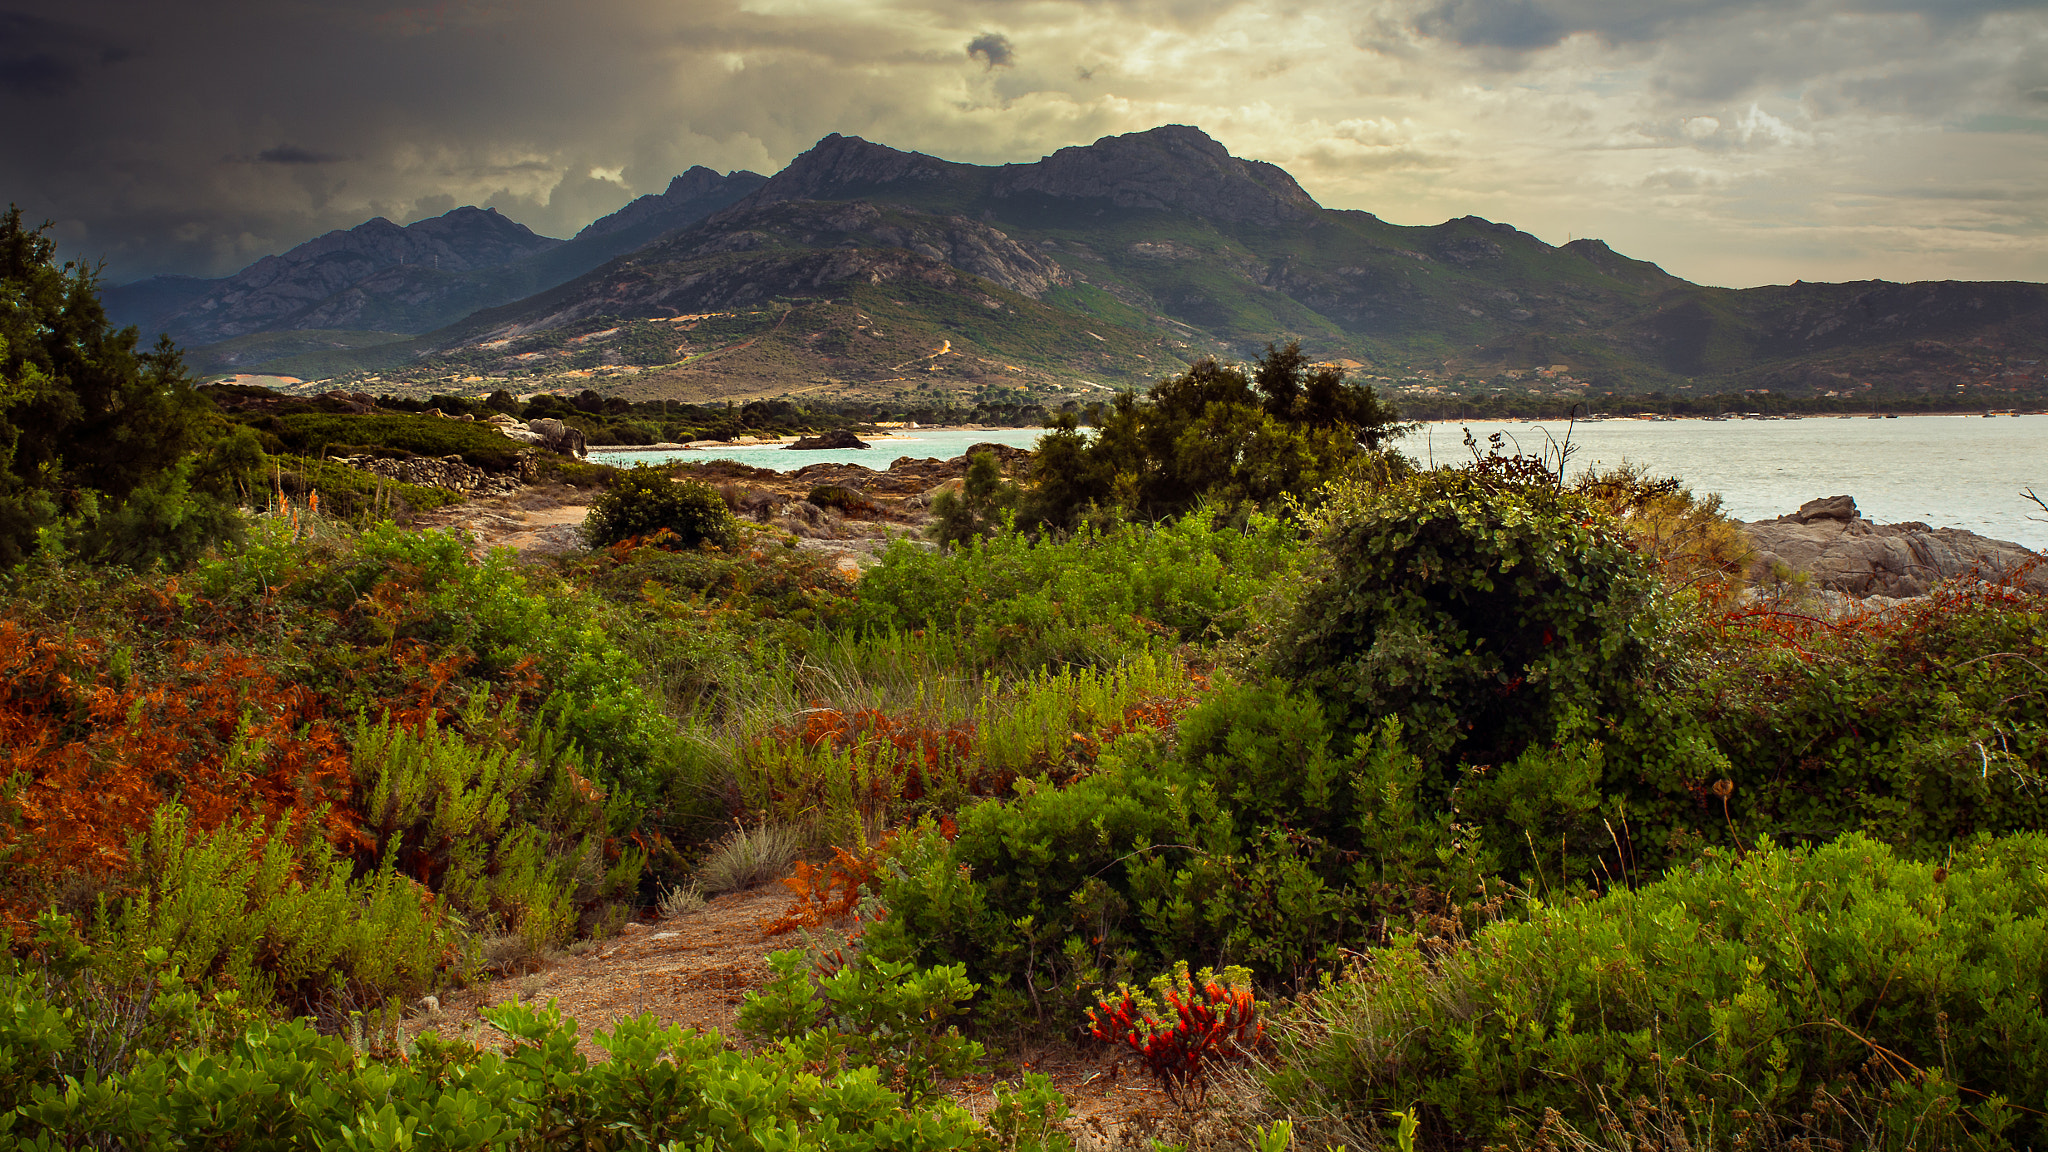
582;466;741;551
1024;341;1406;526
1262;467;1664;772
1612;582;2048;862
1270;832;2048;1151
869;676;1617;1009
98;806;452;1017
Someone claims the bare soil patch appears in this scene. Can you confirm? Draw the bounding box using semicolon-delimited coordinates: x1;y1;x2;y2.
415;881;1248;1148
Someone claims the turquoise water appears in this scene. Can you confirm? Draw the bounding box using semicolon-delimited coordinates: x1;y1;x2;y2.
595;416;2048;550
591;428;1048;473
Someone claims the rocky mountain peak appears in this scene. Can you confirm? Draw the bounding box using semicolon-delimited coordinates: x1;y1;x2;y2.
576;167;769;242
990;124;1321;224
745;134;957;207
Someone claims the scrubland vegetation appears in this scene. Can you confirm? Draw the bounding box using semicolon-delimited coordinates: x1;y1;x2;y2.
4;209;2048;1150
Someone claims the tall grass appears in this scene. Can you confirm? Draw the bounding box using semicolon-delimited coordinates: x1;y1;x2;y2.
730;650;1200;850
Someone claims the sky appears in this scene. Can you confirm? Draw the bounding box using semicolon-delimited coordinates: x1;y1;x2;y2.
5;0;2045;289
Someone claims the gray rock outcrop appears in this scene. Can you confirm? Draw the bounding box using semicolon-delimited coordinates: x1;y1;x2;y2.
521;418;587;458
1743;495;2046;598
786;430;870;451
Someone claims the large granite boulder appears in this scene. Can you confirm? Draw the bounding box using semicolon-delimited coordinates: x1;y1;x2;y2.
1743;495;2045;598
525;418;587;458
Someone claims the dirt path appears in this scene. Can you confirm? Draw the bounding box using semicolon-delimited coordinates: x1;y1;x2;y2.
416;882;1247;1148
413;485;595;556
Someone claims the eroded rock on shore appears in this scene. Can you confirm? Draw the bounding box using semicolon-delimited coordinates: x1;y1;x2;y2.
785;429;870;451
1743;495;2046;598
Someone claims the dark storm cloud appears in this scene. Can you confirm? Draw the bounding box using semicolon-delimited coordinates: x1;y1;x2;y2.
0;12;123;98
4;0;2042;288
253;146;346;165
968;32;1016;68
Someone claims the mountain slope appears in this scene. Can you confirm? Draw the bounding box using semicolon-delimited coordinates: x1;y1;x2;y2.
202;125;2048;403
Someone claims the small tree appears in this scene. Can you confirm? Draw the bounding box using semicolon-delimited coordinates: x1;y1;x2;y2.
582;466;739;550
930;450;1017;549
1023;341;1408;529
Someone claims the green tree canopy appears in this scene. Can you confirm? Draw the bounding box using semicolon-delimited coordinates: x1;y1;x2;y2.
1024;341;1407;528
0;206;261;569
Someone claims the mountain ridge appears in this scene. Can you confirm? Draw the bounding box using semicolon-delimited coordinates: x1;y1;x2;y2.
153;124;2046;408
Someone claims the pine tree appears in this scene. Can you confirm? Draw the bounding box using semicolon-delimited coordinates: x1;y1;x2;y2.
0;206;261;569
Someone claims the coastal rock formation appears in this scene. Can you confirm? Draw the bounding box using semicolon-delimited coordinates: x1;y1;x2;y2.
493;417;588;458
786;430;869;451
1743;496;2046;598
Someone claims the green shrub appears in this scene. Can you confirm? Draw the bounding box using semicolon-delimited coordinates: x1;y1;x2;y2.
351;708;643;952
1263;468;1664;774
99;805;453;1016
1610;585;2048;865
0;992;1062;1152
930;451;1017;548
582;465;740;550
1269;831;2048;1151
739;949;983;1102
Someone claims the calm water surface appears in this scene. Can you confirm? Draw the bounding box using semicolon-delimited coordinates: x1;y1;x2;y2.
1419;414;2048;550
596;416;2048;551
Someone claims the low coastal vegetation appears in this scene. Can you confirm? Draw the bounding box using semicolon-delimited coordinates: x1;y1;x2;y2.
4;209;2048;1150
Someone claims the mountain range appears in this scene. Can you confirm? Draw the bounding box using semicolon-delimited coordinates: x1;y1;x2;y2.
109;126;2047;406
103;166;766;346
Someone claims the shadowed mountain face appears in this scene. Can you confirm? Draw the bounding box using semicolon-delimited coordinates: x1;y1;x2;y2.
105;170;765;346
162;125;2048;403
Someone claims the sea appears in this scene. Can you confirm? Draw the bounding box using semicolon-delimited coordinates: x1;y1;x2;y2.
592;415;2048;551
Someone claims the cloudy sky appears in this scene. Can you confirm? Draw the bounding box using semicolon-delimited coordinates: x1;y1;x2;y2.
6;0;2044;288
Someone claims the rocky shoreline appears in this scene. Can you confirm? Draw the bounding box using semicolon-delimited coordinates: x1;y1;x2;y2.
1743;494;2046;602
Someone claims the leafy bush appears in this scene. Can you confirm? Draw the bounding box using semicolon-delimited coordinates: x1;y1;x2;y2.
1262;467;1664;773
931;451;1017;548
870;675;1631;1009
1611;582;2048;863
582;465;741;550
739;949;983;1102
350;709;642;953
1;209;262;569
1023;341;1405;526
1268;831;2048;1151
